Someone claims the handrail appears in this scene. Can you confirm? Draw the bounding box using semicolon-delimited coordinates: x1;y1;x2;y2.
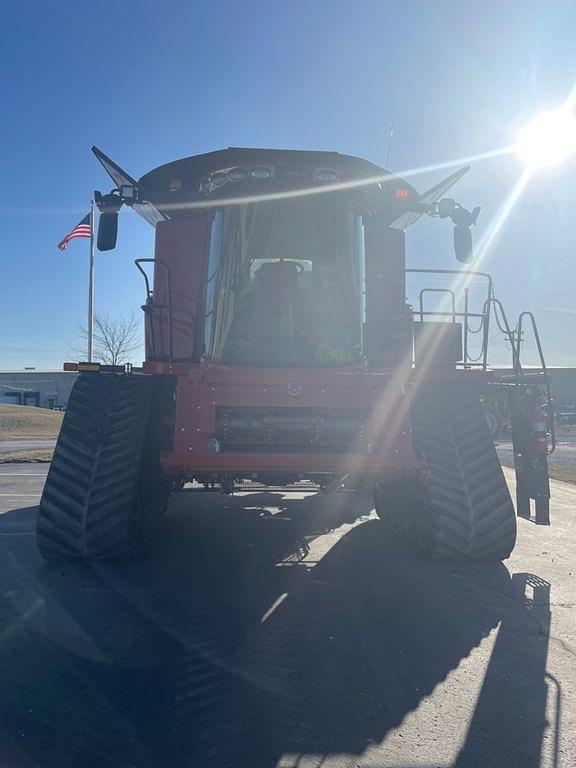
517;311;556;454
517;312;549;385
415;310;485;318
419;288;456;322
134;258;174;362
407;268;493;369
407;268;555;453
487;297;521;374
489;299;555;455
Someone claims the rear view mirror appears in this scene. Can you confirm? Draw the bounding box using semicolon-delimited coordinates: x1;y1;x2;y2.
97;211;118;251
454;225;474;263
95;190;123;251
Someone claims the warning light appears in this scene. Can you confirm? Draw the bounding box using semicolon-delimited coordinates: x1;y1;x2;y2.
395;188;409;199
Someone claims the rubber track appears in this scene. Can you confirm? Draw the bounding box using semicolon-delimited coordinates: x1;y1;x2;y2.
375;390;517;560
37;374;167;559
411;390;517;560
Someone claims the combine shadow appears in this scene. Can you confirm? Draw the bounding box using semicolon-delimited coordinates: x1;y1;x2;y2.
0;492;554;768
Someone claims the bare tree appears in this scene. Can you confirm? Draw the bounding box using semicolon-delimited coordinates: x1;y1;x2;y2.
73;312;142;365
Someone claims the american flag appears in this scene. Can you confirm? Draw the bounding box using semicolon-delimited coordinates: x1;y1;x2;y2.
58;213;92;250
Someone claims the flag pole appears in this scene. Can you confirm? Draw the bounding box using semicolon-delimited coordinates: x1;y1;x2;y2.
87;201;95;362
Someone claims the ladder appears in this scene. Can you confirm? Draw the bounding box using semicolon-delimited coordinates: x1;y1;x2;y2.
490;302;554;525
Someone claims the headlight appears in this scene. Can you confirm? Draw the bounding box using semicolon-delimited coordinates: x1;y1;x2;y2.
316;170;338;182
249;167;272;179
210;172;227;187
228;168;247;181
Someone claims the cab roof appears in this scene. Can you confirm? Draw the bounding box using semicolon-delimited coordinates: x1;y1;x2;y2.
92;145;469;229
138;146;399;193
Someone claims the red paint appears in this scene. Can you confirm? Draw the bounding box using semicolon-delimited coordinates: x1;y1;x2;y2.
146;360;490;477
141;192;493;481
151;217;209;361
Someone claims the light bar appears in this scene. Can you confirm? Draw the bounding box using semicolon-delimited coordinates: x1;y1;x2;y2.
199;164;347;194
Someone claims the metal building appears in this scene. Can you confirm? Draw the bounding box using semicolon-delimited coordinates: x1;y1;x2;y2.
0;370;78;409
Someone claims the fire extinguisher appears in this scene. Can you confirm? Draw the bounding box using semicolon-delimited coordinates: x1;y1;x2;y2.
532;407;549;456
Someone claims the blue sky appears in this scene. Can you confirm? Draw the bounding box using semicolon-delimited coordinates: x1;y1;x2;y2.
1;0;576;368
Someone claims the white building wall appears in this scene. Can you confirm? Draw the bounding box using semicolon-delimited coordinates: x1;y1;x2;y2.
0;371;78;409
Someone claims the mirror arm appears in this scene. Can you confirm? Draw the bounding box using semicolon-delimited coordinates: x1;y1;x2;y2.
94;181;142;212
409;198;480;263
94;189;124;214
416;198;481;226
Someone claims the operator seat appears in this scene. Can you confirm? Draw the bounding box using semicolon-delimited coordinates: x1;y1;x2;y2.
250;260;301;337
224;260;302;364
254;261;300;300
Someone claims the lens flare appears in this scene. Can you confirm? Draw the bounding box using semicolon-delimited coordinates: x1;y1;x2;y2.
517;108;576;169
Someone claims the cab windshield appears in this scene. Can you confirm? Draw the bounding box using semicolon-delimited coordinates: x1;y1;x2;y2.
203;196;365;367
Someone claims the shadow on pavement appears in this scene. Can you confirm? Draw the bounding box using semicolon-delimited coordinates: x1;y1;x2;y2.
0;491;554;768
456;573;555;768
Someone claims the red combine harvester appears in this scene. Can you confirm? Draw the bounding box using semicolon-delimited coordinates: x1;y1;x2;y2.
37;147;553;561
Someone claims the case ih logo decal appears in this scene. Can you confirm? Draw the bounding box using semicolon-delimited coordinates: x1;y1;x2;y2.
286;382;303;397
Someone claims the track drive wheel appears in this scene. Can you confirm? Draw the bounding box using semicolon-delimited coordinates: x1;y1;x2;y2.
375;389;516;560
37;373;170;560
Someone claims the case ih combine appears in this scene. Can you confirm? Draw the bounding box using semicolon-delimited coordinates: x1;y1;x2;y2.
37;146;553;561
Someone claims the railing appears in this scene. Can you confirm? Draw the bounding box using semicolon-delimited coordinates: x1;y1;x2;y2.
488;297;556;454
407;268;493;370
407;270;555;452
134;258;174;362
418;288;456;321
514;309;556;453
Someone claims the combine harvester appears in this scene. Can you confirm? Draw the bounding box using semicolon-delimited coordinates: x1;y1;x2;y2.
37;147;553;560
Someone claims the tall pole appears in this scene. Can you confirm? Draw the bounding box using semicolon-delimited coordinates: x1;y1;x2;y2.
87;201;95;362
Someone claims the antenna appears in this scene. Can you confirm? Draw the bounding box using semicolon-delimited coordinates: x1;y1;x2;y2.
385;116;395;169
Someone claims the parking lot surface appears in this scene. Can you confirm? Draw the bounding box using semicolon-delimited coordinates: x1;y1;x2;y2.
0;463;574;768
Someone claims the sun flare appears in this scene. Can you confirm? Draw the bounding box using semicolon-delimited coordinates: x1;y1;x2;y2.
517;108;576;169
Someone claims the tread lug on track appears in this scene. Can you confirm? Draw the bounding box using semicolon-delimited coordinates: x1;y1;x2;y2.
375;389;516;561
37;373;169;560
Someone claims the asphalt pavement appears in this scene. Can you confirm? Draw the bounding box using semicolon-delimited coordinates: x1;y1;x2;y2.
0;438;56;455
497;438;576;465
0;463;574;768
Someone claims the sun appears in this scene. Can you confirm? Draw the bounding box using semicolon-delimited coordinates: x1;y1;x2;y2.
517;108;576;169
